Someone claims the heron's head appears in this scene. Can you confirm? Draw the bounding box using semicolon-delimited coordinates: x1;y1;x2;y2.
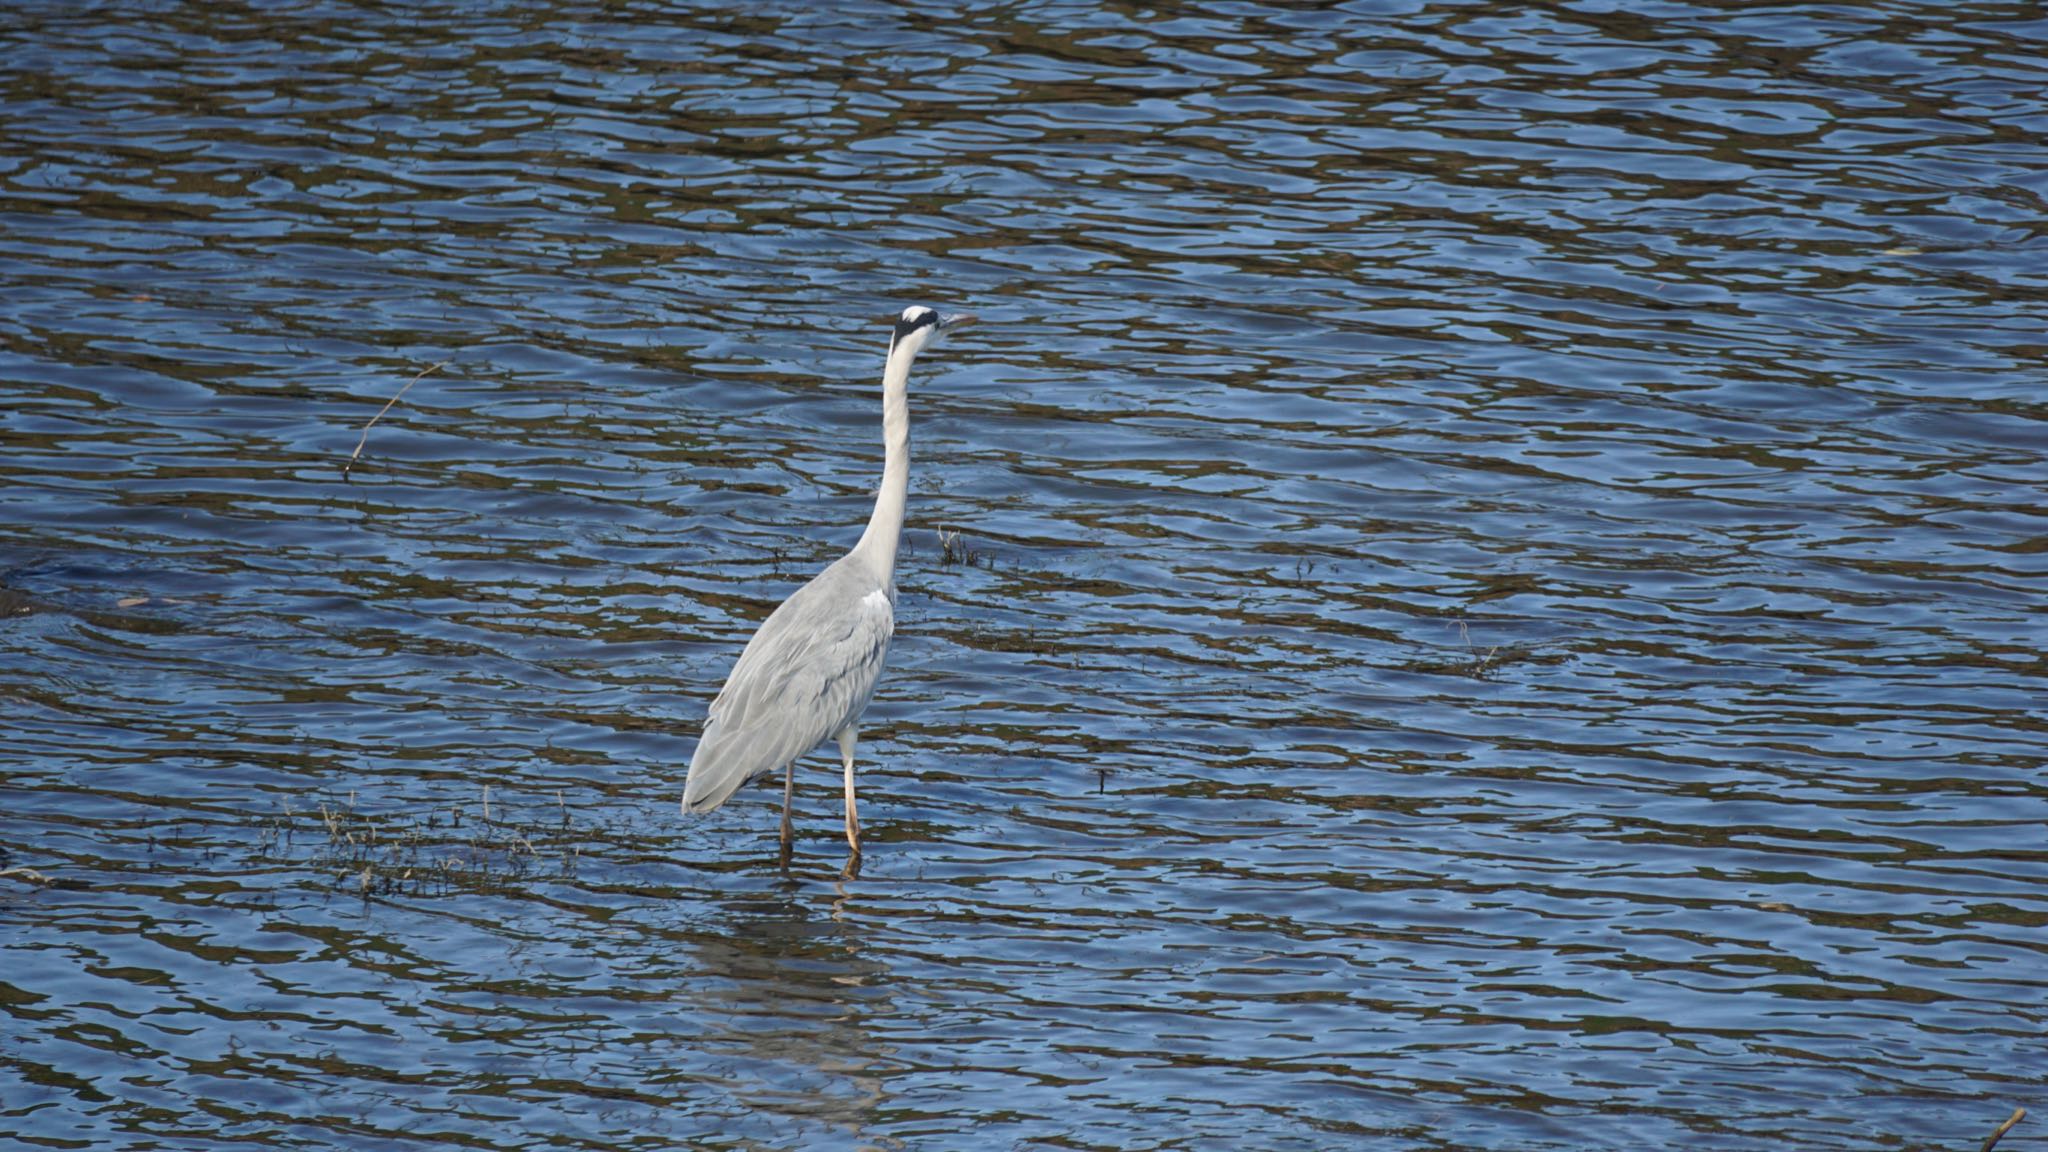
889;305;974;360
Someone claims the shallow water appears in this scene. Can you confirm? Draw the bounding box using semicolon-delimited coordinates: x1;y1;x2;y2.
3;2;2046;1148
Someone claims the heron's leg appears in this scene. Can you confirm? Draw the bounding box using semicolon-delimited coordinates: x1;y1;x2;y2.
838;727;861;857
778;756;796;866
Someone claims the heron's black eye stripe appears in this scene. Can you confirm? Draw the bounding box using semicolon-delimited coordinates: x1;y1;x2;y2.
892;310;939;339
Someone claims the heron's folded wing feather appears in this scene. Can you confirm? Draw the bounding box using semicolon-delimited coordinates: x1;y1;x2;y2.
683;565;894;814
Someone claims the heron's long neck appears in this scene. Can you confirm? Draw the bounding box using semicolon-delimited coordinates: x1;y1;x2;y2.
853;343;915;579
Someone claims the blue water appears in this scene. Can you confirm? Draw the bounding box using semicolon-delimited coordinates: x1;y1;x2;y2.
3;3;2045;1149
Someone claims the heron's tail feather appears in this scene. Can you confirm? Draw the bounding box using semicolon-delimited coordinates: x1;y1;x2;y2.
682;716;803;815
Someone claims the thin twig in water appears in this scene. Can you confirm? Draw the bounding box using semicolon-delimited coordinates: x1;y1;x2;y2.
0;866;52;885
1456;619;1501;675
1983;1107;2025;1152
342;359;448;482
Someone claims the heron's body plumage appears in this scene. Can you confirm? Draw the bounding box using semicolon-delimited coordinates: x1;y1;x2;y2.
682;557;894;814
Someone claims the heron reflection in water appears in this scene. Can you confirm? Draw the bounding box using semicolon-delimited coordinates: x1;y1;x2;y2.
682;306;973;867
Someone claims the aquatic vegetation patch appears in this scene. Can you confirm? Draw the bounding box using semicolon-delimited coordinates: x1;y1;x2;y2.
261;785;591;899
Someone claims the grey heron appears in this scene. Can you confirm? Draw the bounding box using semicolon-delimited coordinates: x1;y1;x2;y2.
682;304;973;863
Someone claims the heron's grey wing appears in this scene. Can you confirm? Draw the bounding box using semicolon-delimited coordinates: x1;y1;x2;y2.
682;563;894;814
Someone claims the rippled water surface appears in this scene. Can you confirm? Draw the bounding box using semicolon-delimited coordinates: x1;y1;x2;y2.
5;2;2047;1148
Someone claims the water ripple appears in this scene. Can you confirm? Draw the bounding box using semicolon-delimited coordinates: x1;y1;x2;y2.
4;2;2045;1149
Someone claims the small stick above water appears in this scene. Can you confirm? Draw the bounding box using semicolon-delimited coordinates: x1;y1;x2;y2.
342;359;448;482
1983;1107;2025;1152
